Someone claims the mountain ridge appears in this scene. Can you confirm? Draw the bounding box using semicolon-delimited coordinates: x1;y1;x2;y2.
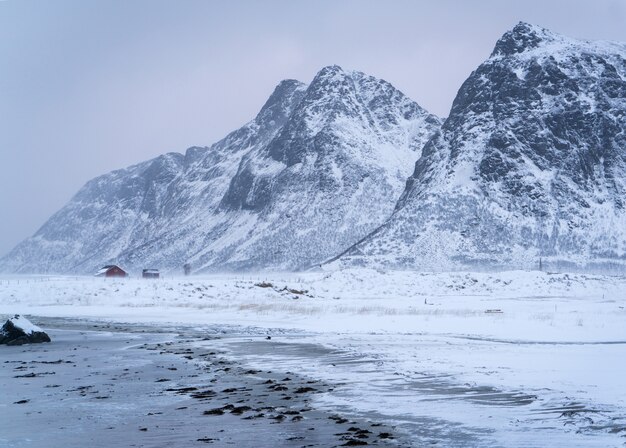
5;22;626;275
1;66;441;274
334;22;626;272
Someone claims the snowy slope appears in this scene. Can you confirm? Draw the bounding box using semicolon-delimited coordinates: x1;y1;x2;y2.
337;23;626;271
1;68;440;274
0;79;308;273
193;66;441;270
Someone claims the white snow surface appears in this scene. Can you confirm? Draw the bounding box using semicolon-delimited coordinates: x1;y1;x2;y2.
2;268;626;446
4;314;44;334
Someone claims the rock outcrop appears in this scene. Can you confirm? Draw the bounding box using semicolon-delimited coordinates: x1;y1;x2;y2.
0;315;51;345
337;23;626;272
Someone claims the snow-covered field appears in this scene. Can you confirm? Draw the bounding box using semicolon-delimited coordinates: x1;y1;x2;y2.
1;268;626;446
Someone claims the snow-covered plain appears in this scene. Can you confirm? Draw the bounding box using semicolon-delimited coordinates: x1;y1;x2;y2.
1;268;625;446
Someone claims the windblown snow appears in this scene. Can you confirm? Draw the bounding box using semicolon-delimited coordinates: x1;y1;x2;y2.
1;269;626;446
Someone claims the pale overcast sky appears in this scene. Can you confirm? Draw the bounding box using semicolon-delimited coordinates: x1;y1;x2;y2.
1;0;625;255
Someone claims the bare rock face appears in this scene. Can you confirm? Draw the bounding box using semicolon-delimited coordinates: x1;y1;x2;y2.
338;22;626;272
0;315;51;346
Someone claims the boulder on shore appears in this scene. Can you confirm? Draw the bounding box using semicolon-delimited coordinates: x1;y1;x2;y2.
0;315;51;345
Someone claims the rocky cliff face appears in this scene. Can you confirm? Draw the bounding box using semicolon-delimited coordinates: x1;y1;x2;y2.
0;79;308;273
8;23;621;275
206;66;440;270
1;67;440;273
337;23;626;271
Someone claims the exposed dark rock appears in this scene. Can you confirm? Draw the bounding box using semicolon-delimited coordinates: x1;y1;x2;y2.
294;386;318;394
340;23;626;272
0;315;51;346
341;439;368;446
230;405;252;415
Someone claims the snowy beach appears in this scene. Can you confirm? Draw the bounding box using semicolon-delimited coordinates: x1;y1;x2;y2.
1;321;405;447
1;269;626;447
3;5;626;448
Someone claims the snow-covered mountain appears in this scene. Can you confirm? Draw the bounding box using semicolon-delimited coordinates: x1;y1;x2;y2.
1;66;440;274
336;23;626;272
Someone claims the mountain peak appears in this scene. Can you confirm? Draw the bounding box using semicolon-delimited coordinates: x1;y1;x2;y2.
316;64;345;77
339;23;626;272
256;79;307;120
308;65;351;88
491;22;555;57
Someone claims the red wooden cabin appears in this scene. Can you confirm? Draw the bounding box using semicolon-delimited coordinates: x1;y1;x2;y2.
95;265;128;278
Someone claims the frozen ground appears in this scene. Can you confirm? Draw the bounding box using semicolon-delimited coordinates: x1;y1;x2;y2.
1;268;626;446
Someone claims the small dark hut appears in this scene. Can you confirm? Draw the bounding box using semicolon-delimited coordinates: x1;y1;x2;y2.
95;265;128;278
142;269;160;279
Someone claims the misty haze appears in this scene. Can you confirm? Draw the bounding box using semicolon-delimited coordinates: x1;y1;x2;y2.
1;1;626;447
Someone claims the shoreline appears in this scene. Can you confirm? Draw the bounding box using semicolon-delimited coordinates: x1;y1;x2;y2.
2;268;626;448
1;316;407;448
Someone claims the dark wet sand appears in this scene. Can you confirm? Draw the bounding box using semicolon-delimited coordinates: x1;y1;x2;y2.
0;317;407;448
